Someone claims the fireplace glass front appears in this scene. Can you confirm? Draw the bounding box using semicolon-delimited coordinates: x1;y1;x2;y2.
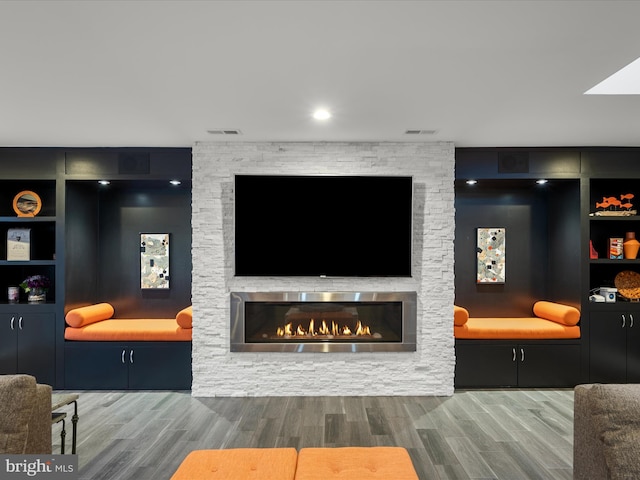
230;292;416;352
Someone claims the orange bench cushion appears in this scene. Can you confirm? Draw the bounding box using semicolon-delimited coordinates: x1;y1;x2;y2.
65;303;114;328
170;448;298;480
64;319;192;341
175;306;193;329
454;305;469;326
295;447;419;480
533;300;580;326
454;317;580;339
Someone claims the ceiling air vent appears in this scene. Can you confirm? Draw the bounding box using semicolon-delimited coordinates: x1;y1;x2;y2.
207;129;242;135
404;129;437;135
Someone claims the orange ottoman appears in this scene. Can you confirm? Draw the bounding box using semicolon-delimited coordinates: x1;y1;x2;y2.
171;448;298;480
295;447;419;480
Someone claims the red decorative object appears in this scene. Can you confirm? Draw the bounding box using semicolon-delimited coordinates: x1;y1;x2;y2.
590;240;598;259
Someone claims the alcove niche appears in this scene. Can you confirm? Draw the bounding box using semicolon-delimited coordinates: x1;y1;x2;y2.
64;179;192;317
454;178;581;315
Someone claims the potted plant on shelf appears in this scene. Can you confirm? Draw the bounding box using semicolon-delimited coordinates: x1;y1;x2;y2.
19;275;50;303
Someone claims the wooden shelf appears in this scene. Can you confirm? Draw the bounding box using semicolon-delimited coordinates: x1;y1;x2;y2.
589;259;640;265
589;216;640;221
0;216;57;223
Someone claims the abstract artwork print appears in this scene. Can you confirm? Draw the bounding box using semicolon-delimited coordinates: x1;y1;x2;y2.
476;228;505;283
140;233;170;289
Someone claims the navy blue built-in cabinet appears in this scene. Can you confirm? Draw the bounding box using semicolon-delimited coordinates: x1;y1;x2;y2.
0;148;192;389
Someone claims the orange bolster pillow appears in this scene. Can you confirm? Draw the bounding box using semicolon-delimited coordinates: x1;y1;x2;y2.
65;303;114;328
175;306;192;329
533;301;580;326
454;305;469;326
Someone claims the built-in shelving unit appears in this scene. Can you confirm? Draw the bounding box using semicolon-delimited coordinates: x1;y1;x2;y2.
0;179;58;305
0;162;60;386
586;175;640;383
0;148;192;389
453;148;640;388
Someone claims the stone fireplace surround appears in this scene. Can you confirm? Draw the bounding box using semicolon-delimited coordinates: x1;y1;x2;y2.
192;142;455;396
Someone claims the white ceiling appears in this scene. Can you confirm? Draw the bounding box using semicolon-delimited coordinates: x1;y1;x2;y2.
2;0;640;148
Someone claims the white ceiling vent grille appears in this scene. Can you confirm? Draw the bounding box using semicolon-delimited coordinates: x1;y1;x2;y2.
207;129;243;135
404;129;437;135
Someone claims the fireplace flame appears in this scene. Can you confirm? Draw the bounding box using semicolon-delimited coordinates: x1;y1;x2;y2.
355;321;371;336
276;323;294;337
319;320;330;335
275;318;374;338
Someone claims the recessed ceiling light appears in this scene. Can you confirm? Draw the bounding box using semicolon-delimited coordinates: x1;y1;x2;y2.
98;180;110;185
585;56;640;94
466;179;478;185
169;180;181;186
536;179;548;185
313;109;331;120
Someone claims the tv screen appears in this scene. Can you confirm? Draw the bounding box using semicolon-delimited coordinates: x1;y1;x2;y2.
234;175;413;277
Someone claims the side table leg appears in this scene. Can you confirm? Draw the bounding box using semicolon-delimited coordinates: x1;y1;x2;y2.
71;401;78;455
60;419;66;455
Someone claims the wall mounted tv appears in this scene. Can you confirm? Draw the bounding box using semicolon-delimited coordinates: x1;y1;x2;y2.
234;175;413;277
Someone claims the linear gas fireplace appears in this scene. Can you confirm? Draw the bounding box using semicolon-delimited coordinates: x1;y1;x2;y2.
230;292;417;352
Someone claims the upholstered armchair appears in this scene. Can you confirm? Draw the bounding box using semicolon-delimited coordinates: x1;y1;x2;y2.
0;374;52;454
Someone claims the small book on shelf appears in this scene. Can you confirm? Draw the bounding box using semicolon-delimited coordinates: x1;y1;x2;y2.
7;228;30;261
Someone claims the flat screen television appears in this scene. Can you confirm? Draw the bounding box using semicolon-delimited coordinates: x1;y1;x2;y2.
234;175;413;277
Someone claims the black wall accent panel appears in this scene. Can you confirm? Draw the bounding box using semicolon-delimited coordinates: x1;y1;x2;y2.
582;148;640;175
65;151;118;175
65;182;100;311
498;152;530;173
456;148;581;179
97;183;191;318
454;179;579;317
0;149;60;177
118;153;150;174
65;148;191;178
545;181;581;308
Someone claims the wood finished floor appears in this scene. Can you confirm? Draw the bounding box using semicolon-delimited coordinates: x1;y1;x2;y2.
51;389;575;480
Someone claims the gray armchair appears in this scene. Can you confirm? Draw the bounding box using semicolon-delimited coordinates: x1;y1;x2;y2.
0;374;52;454
574;383;640;480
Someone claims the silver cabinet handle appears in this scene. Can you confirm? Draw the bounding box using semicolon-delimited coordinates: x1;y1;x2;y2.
121;350;126;364
18;316;23;330
622;314;626;328
521;348;525;362
631;314;635;328
130;350;134;364
10;316;15;330
512;348;516;362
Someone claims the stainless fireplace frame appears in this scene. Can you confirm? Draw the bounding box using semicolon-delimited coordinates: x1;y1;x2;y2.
230;291;417;353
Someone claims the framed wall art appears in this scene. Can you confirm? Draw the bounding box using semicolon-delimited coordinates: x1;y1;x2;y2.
476;227;505;284
140;233;170;289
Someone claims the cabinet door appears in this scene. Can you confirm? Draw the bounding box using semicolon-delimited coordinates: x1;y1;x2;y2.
0;313;18;374
626;313;640;383
65;344;128;389
455;344;517;387
590;312;627;383
128;344;192;390
17;313;55;385
517;345;581;387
